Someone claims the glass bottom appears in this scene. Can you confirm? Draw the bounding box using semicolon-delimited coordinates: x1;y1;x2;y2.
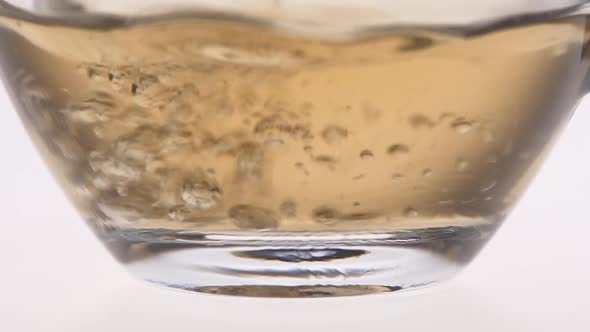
101;224;497;297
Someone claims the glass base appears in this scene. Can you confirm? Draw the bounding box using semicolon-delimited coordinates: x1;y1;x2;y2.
102;224;496;297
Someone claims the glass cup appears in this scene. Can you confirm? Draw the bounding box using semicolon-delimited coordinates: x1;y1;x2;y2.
0;0;588;297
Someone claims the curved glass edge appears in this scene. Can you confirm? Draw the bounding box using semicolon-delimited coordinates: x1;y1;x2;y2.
1;1;590;24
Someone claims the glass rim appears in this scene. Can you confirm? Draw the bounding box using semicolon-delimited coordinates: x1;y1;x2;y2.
2;1;590;21
1;0;590;38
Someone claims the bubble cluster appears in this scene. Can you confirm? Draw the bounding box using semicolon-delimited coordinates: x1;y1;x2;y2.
237;143;265;178
254;113;312;144
65;93;114;124
181;175;222;210
88;151;143;183
229;205;279;230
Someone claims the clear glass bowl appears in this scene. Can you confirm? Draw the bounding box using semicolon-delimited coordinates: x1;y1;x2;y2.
0;0;588;297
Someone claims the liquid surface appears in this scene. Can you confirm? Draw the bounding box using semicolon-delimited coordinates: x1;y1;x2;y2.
0;13;587;233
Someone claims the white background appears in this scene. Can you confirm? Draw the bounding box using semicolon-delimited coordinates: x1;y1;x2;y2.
0;81;589;332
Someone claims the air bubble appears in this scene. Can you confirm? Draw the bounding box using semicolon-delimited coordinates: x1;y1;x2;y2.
114;140;151;163
264;138;285;147
409;114;435;129
362;102;382;122
482;130;494;143
322;126;348;144
116;185;129;197
341;212;378;221
201;45;295;66
392;173;404;181
398;36;435;51
279;200;297;217
312;206;341;225
300;102;314;113
487;154;498;164
403;207;418;217
17;72;51;112
295;162;310;176
82;65;110;82
314;155;336;165
451;120;473;134
168;205;190;222
360;149;374;160
229;205;279;230
71;184;96;201
92;174;112;190
456;158;470;172
387;144;410;157
438;113;454;122
209;138;233;155
181;176;222;210
553;45;568;57
97;203;143;222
